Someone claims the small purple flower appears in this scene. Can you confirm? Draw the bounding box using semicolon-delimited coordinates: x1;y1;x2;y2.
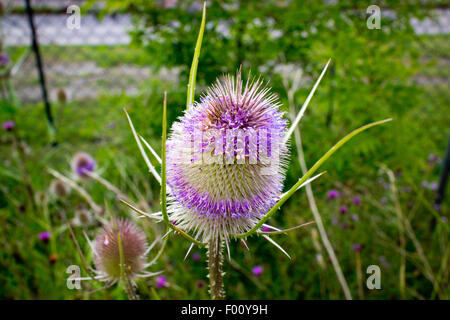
378;255;391;269
156;275;167;288
252;265;263;276
0;52;10;67
441;216;448;223
339;205;348;214
402;186;412;193
428;154;441;164
352;196;361;205
196;280;206;289
434;203;441;212
261;226;271;232
39;231;51;242
2;120;15;131
331;216;338;226
352;243;361;252
71;152;96;177
327;190;340;199
192;252;201;261
381;197;388;204
429;182;438;191
339;222;348;230
421;180;428;188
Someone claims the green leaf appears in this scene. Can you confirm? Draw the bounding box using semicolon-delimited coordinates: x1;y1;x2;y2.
186;2;206;109
234;118;392;239
161;92;206;246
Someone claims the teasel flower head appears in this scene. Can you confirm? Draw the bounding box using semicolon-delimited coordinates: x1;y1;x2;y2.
73;207;93;226
49;179;70;199
166;71;289;242
71;152;95;177
93;218;152;283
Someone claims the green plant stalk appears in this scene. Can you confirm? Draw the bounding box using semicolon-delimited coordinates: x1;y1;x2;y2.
118;232;138;300
207;236;225;300
355;251;364;300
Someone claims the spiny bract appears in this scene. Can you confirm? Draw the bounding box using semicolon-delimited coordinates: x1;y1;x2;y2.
166;71;289;242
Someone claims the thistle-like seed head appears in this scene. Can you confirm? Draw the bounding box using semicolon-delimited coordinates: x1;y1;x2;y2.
49;179;69;199
166;71;289;241
94;218;148;281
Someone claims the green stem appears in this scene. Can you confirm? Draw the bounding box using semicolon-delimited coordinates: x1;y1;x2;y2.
207;237;225;300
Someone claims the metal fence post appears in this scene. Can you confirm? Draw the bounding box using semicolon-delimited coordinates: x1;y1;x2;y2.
24;0;56;145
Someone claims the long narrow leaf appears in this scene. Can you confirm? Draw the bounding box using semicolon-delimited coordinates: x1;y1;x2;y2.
124;109;161;184
284;59;331;144
161;92;206;246
186;2;206;109
139;134;162;164
235;118;392;239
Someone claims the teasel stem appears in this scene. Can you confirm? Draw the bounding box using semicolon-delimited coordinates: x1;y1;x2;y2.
207;236;225;300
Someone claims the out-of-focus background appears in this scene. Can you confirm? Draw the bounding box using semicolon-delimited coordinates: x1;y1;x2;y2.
0;0;448;299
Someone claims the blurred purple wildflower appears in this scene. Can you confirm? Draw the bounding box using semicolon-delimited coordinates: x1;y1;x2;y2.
381;197;388;204
352;196;361;205
261;226;271;232
331;216;338;226
252;265;263;276
156;275;167;288
192;252;201;261
339;205;348;214
0;52;10;67
327;190;340;199
2;120;15;131
429;182;438;191
196;280;206;289
352;243;361;252
378;255;391;269
339;222;348;230
39;231;51;242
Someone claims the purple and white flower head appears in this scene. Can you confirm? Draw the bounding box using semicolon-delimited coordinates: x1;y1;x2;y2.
93;218;149;282
166;71;289;242
71;152;96;177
